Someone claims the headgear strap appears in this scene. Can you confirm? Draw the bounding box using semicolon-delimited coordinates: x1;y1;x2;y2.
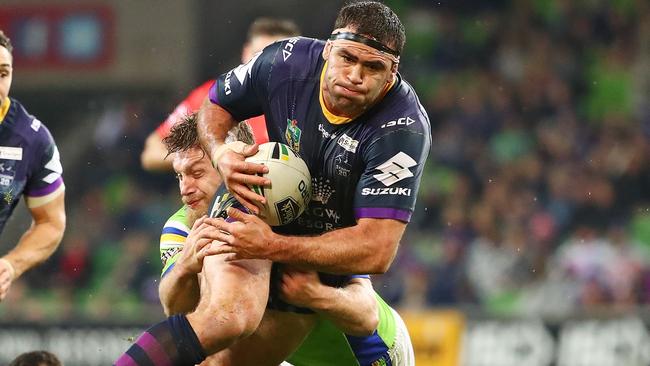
329;32;400;57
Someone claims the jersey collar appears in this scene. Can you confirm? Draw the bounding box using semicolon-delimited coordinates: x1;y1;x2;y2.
0;98;10;124
319;62;353;125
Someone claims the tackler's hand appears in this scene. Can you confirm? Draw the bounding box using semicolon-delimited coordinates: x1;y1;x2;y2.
176;216;224;274
279;268;325;308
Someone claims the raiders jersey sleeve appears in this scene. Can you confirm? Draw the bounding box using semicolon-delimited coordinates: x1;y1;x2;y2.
159;206;190;277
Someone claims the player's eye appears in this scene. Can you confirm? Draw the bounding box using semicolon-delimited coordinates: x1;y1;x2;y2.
366;63;384;72
341;55;354;63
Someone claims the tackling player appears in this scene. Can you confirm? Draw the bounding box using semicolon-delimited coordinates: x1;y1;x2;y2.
154;113;414;366
140;17;300;171
0;30;66;301
116;2;427;365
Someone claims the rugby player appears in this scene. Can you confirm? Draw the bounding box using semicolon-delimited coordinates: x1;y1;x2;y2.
115;2;427;365
0;30;66;302
140;17;300;171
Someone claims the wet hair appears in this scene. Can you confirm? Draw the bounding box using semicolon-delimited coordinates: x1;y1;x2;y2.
9;351;62;366
0;30;13;53
334;1;405;55
163;112;255;156
247;17;301;42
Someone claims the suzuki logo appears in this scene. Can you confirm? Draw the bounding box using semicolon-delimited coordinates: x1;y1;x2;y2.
373;152;417;186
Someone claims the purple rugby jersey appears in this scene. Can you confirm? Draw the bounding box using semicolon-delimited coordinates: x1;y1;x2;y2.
0;98;64;233
210;37;431;236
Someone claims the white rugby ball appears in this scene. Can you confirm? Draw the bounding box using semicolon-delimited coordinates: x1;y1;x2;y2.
246;142;311;226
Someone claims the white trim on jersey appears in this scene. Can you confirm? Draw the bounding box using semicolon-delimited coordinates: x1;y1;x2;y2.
162;219;190;234
390;308;416;366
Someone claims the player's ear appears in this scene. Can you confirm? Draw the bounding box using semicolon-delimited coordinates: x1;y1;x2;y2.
322;41;332;60
391;60;399;75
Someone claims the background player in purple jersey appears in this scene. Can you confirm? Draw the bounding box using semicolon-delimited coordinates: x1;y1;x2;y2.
0;31;66;302
116;2;427;365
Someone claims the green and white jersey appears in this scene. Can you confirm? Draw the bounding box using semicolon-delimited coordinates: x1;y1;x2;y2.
159;206;190;277
287;294;400;366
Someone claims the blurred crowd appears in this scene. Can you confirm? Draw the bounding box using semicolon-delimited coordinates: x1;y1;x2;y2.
385;0;650;317
2;0;650;322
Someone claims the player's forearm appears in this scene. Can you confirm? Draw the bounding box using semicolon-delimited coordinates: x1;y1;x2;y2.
4;220;64;278
310;283;379;336
272;231;392;274
197;98;237;160
271;219;404;274
158;265;200;315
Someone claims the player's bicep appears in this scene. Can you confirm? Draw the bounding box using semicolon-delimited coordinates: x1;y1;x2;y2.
27;192;65;230
25;134;65;209
354;129;430;222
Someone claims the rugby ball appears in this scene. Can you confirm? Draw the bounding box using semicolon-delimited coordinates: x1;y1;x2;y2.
246;142;311;226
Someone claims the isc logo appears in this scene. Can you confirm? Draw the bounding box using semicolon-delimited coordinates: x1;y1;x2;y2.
381;117;415;128
282;37;300;61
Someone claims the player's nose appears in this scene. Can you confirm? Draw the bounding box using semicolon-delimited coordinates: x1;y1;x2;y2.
179;177;197;195
347;64;363;84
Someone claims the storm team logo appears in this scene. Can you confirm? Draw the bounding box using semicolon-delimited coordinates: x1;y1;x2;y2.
285;119;302;152
311;176;335;204
3;188;13;205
